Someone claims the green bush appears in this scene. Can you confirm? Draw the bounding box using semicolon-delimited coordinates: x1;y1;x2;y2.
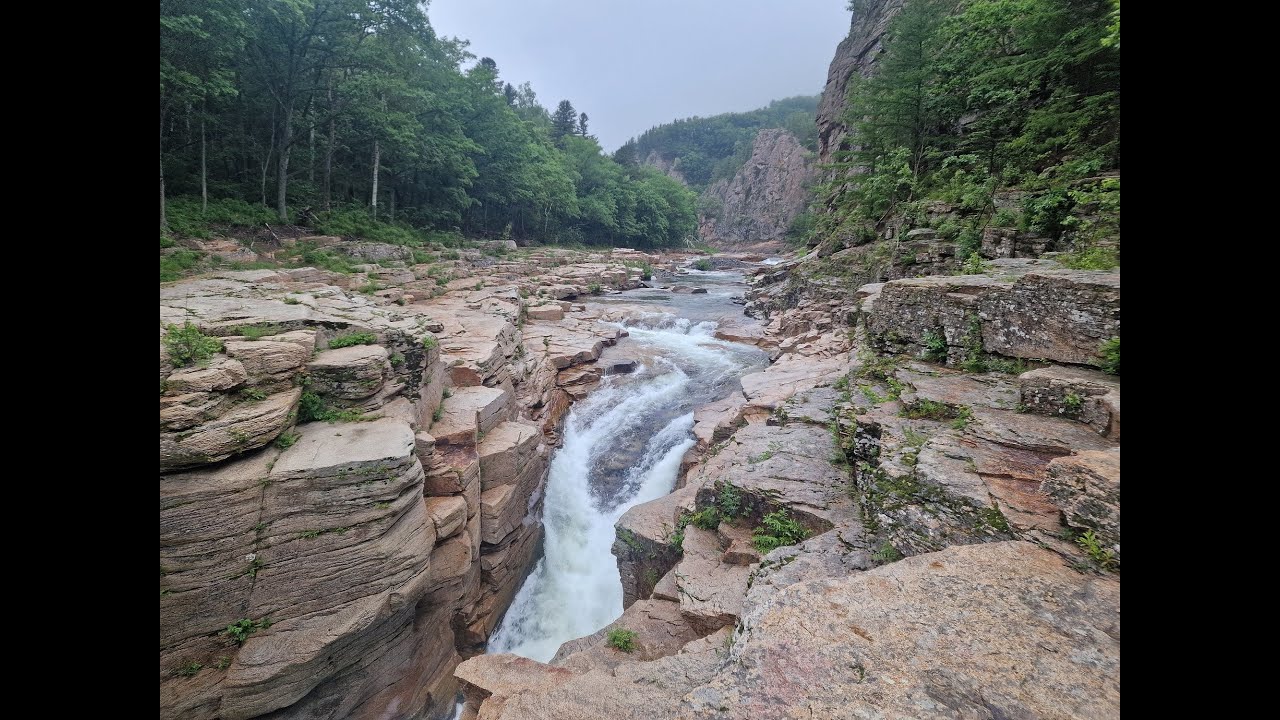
690;507;721;530
1058;247;1119;270
160;249;205;282
329;331;377;349
692;258;713;271
165;322;223;367
751;508;809;554
588;282;603;294
222;618;272;646
922;330;948;362
421;334;439;350
1099;337;1120;375
165;196;277;239
607;628;638;653
313;206;424;246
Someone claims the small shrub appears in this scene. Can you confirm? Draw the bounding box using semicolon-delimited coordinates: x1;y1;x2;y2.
692;258;713;271
992;209;1018;227
751;508;809;554
1062;392;1083;414
329;331;377;349
432;404;445;423
274;431;300;449
922;330;948;362
607;628;638;653
1058;247;1119;270
389;352;404;366
690;507;721;530
358;280;382;294
1099;337;1120;375
160;249;205;282
717;483;743;518
165;322;223;367
588;282;603;295
298;391;328;422
175;661;204;678
872;541;902;564
222;618;272;646
957;253;988;275
240;388;268;402
421;334;439;350
283;296;301;305
1075;529;1117;571
215;657;232;671
949;406;974;430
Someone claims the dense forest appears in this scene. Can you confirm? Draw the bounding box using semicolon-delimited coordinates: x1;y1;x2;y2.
618;96;819;190
159;0;697;248
814;0;1120;266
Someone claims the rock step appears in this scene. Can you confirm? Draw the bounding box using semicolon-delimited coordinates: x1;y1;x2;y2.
429;385;513;446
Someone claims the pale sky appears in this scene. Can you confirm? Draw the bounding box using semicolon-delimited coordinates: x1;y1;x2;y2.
426;0;853;152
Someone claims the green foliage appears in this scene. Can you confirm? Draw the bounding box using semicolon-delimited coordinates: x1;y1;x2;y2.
165;322;223;367
1099;337;1120;375
629;95;820;190
1075;529;1117;571
215;657;232;671
922;330;948;361
274;431;300;449
236;325;280;341
421;334;439;350
297;243;354;275
749;442;782;464
298;391;328;423
240;388;268;401
389;352;405;366
949;406;974;430
1062;392;1083;413
328;331;377;349
314;207;424;246
606;628;638;653
817;0;1119;240
690;507;721;531
432;404;445;423
222;618;272;646
1057;246;1119;269
871;541;902;564
175;661;204;678
164;197;276;239
717;483;744;518
692;258;713;271
160;249;205;282
751;508;810;554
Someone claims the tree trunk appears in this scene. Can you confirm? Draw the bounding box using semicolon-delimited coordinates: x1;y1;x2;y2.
276;102;294;222
324;80;335;211
309;125;315;184
389;187;395;221
200;110;208;214
371;139;380;220
160;108;167;232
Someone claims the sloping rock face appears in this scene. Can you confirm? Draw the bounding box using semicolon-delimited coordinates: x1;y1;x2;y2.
698;129;813;251
816;0;904;164
160;248;686;719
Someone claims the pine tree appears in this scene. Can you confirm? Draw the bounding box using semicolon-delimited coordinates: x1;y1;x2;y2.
577;112;589;136
551;100;577;140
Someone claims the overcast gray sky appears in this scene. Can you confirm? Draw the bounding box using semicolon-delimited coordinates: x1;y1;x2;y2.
426;0;853;152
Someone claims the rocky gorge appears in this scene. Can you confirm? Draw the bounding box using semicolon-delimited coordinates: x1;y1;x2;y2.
160;236;1119;718
161;1;1119;716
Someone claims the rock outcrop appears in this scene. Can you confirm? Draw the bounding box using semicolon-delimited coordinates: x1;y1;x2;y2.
698;129;813;251
816;0;905;164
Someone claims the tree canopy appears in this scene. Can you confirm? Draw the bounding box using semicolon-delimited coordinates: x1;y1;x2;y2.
159;0;698;248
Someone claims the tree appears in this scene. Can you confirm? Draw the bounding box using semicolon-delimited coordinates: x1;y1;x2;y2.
551;100;578;140
577;112;589;137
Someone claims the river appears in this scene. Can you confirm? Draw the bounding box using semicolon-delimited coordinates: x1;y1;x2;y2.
483;267;769;662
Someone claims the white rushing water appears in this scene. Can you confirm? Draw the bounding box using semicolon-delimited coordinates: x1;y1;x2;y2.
486;313;766;662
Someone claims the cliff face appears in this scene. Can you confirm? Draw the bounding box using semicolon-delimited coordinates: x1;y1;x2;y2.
159;247;673;720
698;129;813;251
816;0;904;164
